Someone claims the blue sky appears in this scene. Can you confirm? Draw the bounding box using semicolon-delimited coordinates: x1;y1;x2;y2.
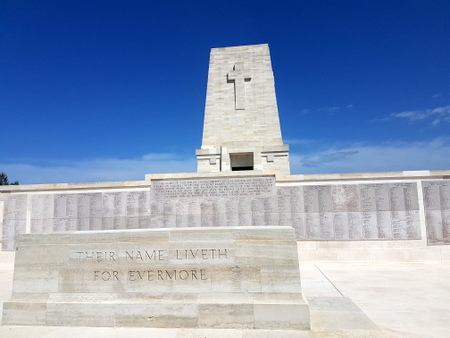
1;1;450;185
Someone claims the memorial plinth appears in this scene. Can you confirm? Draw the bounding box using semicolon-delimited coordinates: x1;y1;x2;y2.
3;226;310;330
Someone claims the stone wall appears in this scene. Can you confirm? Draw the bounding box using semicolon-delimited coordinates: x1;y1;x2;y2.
1;171;449;251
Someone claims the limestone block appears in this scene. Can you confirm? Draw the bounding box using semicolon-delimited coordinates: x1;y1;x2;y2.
13;243;68;267
337;249;373;262
2;301;47;325
209;267;262;293
12;266;59;293
308;297;379;330
114;302;199;328
252;294;310;330
371;249;408;262
254;303;310;330
260;266;302;293
46;302;115;327
3;226;310;330
198;304;255;329
305;250;340;262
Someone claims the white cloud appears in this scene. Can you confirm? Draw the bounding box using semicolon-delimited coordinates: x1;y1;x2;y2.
283;138;316;146
390;105;450;125
1;154;197;185
316;105;353;114
318;106;340;112
299;150;359;168
290;137;450;174
141;153;181;161
432;119;441;127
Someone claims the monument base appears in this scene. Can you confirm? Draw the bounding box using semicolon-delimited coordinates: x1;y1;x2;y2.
3;226;310;330
4;293;309;329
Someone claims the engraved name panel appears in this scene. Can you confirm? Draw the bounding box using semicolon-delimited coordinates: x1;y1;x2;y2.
150;177;277;229
277;182;420;241
151;177;275;199
423;181;450;245
2;195;28;250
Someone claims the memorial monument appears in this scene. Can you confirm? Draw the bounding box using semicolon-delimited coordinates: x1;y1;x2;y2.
1;44;450;331
196;44;290;174
3;44;446;251
1;44;311;330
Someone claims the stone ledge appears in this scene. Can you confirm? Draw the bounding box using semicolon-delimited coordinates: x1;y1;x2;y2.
146;171;276;181
0;180;150;193
4;296;310;330
280;170;450;183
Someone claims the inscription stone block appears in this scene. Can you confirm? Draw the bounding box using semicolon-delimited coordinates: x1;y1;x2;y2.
3;226;310;330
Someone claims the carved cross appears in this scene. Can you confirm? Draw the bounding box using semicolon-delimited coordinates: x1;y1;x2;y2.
228;62;251;110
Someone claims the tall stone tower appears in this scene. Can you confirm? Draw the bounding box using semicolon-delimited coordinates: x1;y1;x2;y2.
196;44;290;175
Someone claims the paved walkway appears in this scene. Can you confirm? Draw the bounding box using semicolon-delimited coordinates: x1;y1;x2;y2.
1;262;449;337
300;263;450;337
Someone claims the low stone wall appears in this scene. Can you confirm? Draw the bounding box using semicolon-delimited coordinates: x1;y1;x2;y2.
1;171;449;251
3;226;310;329
297;240;450;262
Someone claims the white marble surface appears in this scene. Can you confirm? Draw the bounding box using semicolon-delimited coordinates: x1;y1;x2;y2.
299;263;450;337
